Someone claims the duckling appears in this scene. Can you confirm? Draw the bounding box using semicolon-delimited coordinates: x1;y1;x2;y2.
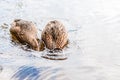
10;19;44;51
41;20;68;52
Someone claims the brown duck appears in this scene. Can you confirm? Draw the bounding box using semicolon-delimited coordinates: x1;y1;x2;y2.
10;19;44;51
41;20;68;52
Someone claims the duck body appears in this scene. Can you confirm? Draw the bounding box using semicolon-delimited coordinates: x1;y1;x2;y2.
10;19;40;51
41;20;68;51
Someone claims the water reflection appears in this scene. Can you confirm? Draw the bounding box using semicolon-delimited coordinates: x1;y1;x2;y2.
11;66;69;80
0;65;3;73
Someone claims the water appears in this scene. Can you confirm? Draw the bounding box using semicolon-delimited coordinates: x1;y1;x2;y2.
0;0;120;80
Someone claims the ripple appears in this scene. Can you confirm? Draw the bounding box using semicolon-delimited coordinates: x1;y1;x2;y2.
0;65;3;73
41;50;68;60
11;66;69;80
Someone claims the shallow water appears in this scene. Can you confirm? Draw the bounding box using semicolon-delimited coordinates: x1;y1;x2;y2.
0;0;120;80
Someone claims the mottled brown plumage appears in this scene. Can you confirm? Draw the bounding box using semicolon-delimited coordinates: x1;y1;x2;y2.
41;20;68;51
10;19;44;51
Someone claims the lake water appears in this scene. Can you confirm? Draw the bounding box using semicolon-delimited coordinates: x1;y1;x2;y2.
0;0;120;80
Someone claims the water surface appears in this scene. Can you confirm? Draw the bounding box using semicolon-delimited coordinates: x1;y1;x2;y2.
0;0;120;80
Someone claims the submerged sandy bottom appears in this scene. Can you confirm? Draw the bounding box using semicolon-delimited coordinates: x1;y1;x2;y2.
0;0;120;80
